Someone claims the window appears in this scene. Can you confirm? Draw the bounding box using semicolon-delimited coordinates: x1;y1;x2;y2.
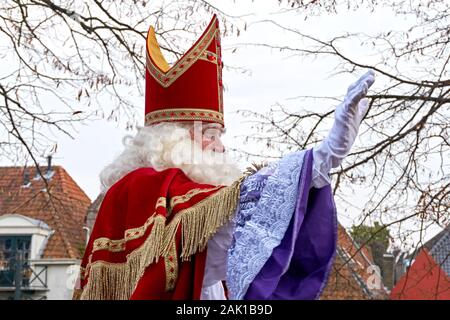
0;236;31;287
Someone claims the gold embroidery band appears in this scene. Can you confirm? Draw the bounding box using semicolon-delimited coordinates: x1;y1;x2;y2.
92;196;165;254
146;19;218;88
156;197;167;209
79;267;86;280
170;186;221;209
164;241;178;291
93;238;125;253
145;108;224;126
198;51;219;64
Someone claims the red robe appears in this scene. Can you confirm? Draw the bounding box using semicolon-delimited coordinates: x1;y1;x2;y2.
75;167;241;300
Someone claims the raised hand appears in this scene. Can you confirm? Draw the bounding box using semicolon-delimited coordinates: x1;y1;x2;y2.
330;70;375;162
338;70;375;141
312;70;375;187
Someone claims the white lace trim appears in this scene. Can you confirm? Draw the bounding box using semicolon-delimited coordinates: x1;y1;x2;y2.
226;151;306;300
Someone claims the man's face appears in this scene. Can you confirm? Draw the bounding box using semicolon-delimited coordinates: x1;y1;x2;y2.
189;122;225;153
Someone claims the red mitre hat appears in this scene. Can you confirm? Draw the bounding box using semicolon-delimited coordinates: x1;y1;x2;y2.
145;15;224;127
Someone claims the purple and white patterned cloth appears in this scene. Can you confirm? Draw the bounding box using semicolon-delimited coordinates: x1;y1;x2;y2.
226;149;337;300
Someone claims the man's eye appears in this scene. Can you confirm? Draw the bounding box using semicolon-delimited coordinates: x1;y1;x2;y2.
203;128;221;140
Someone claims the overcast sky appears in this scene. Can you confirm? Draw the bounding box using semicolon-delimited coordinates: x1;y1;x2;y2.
5;1;442;247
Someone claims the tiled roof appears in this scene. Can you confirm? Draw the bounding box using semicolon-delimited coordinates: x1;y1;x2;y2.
391;248;450;299
0;166;91;259
406;226;450;277
429;228;450;276
424;226;450;251
321;251;369;299
321;224;388;300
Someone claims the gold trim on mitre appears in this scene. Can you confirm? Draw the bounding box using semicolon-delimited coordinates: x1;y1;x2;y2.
146;15;219;88
145;108;224;126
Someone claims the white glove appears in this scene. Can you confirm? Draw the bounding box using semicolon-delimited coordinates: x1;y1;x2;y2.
312;70;376;188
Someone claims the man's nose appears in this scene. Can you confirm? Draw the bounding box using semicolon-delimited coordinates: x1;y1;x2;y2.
213;141;225;153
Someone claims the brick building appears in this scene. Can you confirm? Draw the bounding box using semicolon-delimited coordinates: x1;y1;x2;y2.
321;224;389;299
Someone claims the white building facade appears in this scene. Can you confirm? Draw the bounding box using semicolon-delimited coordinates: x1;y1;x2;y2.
0;214;80;300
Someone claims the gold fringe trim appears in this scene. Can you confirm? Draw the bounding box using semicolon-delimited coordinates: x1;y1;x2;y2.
78;178;243;300
244;161;269;176
80;214;166;300
161;178;243;261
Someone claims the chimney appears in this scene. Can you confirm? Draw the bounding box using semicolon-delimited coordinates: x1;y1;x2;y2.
41;155;55;180
23;168;30;186
46;155;52;173
382;253;395;290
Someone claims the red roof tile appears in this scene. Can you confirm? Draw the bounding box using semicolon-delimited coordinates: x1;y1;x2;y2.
321;224;389;300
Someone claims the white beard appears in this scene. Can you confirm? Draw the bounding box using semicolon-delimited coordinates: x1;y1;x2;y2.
99;123;242;193
166;138;242;186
